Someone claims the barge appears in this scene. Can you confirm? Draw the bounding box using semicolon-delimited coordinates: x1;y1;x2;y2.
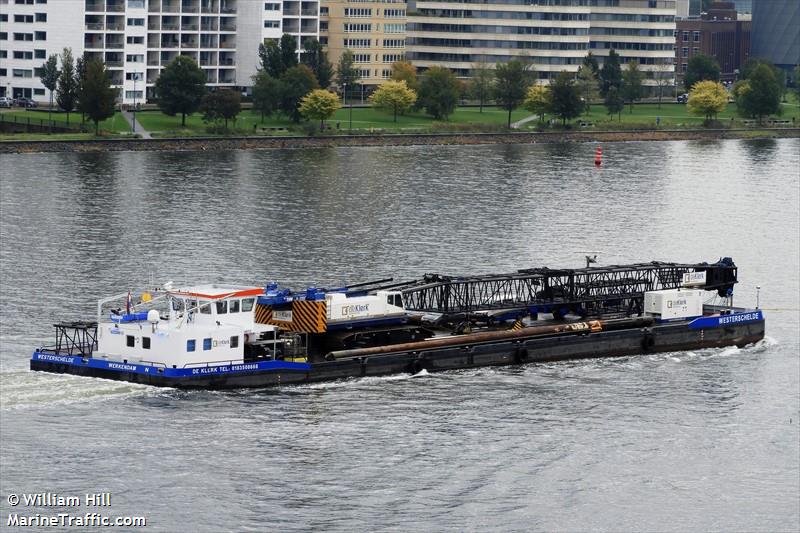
30;258;765;389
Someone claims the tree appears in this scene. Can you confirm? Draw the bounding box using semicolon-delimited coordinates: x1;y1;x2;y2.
575;64;599;115
336;50;360;91
687;80;727;122
622;61;644;113
549;71;583;125
56;47;78;123
251;71;283;122
469;61;494;113
583;52;600;77
75;54;88;124
369;80;417;122
301;38;333;88
154;56;206;126
735;63;782;122
653;58;674;109
599;49;622;97
493;59;532;127
79;59;117;134
258;40;283;78
390;60;418;93
684;53;720;91
418;66;460;120
200;89;241;130
299;89;341;129
604;85;624;121
280;34;299;73
795;66;800;102
523;85;551;124
39;54;60;128
281;64;319;122
741;59;786;101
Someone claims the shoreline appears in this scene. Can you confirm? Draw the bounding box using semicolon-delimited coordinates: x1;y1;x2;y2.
1;128;798;153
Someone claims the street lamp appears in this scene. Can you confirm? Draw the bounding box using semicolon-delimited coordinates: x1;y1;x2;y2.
132;75;137;133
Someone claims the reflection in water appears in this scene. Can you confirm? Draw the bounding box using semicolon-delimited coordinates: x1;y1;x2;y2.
0;139;798;532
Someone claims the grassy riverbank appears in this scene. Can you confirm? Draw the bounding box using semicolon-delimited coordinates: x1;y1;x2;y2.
2;97;798;142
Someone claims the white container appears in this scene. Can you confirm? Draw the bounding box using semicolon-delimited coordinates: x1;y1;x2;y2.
644;289;704;319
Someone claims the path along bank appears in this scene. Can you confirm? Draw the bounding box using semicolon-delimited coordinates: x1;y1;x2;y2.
1;128;798;154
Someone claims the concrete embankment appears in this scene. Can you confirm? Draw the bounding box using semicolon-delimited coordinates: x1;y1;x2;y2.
1;128;798;154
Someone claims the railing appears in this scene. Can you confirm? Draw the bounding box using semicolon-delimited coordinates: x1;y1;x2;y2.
0;113;89;134
85;3;103;11
86;23;105;30
106;23;125;31
181;41;198;48
85;41;105;49
106;42;124;49
161;23;179;30
219;24;236;31
220;7;236;14
181;24;199;30
148;23;160;30
106;60;123;67
218;41;235;48
200;23;217;30
106;2;125;12
162;41;179;48
301;9;317;16
219;58;234;65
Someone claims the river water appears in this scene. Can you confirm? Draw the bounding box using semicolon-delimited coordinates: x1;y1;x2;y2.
0;139;798;532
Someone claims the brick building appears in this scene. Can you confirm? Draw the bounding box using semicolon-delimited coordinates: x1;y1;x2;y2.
674;2;750;84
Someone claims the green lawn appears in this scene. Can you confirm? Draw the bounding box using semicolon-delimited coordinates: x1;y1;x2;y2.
0;109;131;133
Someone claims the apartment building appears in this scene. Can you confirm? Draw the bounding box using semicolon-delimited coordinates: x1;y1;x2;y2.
0;0;319;103
319;0;406;89
405;0;676;91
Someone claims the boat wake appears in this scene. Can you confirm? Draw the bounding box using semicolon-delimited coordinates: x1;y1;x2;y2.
0;370;154;410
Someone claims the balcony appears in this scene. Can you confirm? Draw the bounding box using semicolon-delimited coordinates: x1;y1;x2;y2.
219;22;236;31
85;2;103;12
106;1;125;12
201;0;219;12
200;20;218;31
86;22;105;30
162;0;179;12
181;1;199;13
149;0;161;11
84;38;105;49
106;23;124;31
161;39;179;48
219;57;234;66
218;39;235;49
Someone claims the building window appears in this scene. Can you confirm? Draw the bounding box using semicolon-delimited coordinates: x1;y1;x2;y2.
126;54;144;63
14;14;34;23
693;31;700;42
0;69;6;76
187;339;196;352
203;338;212;351
344;38;370;48
384;8;405;18
125;90;143;99
126;335;135;347
142;337;151;349
384;23;405;34
353;53;371;63
35;12;46;22
693;47;699;54
230;336;239;348
682;31;689;41
34;49;45;58
34;88;45;95
384;39;404;48
682;47;688;58
681;63;688;73
242;298;254;312
264;2;280;10
13;51;33;59
320;6;328;15
344;8;372;17
13;33;34;41
319;21;328;31
127;36;144;44
264;20;279;28
0;14;6;22
128;0;145;7
34;31;46;40
344;23;371;32
1;33;8;41
0;51;5;58
125;72;143;80
127;18;144;26
12;69;33;78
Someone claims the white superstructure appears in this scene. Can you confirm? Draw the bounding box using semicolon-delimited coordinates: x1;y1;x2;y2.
0;0;319;103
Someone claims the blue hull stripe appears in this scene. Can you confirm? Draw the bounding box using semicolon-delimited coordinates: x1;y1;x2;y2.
688;310;764;330
31;352;310;378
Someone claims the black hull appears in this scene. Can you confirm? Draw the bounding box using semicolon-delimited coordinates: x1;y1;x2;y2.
30;319;766;389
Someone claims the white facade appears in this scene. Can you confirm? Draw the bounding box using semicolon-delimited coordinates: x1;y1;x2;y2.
0;0;84;100
0;0;320;103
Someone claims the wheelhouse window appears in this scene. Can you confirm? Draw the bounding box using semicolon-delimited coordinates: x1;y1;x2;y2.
126;335;135;347
241;298;254;312
203;338;212;350
229;300;240;313
142;337;151;349
230;336;239;348
187;339;196;352
216;301;227;314
199;301;211;314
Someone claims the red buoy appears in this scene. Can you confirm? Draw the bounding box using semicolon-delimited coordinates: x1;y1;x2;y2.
594;146;603;166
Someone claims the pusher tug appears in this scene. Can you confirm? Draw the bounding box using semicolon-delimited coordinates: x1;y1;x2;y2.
30;258;765;389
